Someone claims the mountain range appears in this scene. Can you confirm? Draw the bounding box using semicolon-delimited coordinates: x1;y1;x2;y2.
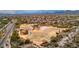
0;10;79;15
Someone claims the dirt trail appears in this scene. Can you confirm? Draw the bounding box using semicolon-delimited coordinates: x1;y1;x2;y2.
58;26;79;47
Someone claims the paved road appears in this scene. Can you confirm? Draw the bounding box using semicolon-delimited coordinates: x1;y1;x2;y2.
0;21;15;48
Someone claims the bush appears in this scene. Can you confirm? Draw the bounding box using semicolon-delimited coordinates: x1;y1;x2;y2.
25;39;31;44
11;31;22;48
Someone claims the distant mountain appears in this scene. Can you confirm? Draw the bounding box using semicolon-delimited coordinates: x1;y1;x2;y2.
0;14;16;16
16;10;64;14
16;10;79;15
64;10;79;14
0;10;79;16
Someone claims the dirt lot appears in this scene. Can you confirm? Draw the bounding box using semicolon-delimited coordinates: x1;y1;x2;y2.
18;24;67;45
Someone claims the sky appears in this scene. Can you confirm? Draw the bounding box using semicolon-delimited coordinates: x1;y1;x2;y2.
0;10;78;14
0;10;65;14
0;10;16;14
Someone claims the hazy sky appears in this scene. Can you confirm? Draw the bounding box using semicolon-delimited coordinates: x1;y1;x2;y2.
0;10;16;14
0;10;65;14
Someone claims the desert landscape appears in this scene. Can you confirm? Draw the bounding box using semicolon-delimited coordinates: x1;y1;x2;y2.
18;24;67;46
0;10;79;48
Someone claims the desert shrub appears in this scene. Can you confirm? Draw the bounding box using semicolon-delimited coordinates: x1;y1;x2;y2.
25;39;32;44
11;31;24;48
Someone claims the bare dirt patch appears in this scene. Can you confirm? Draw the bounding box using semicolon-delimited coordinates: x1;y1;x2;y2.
18;24;67;45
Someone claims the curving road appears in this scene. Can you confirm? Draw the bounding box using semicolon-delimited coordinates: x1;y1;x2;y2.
0;21;15;48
